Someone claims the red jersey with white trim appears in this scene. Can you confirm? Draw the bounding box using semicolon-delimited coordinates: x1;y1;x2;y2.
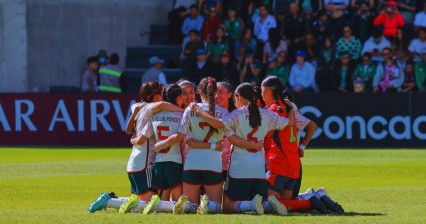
264;103;300;179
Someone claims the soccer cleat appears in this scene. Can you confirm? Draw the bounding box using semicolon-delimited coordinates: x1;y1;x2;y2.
302;187;315;194
197;194;209;214
108;192;118;199
267;195;287;215
315;188;344;214
143;195;160;215
309;196;329;214
252;194;264;215
87;193;110;213
119;194;139;214
173;194;188;214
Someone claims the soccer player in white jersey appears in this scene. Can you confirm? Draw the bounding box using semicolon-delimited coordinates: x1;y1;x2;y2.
191;83;295;215
87;82;184;214
214;82;236;180
138;84;186;214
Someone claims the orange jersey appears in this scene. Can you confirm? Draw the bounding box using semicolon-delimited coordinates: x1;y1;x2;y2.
264;103;300;179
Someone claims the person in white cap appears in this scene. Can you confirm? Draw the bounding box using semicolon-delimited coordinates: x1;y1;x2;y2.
141;56;168;85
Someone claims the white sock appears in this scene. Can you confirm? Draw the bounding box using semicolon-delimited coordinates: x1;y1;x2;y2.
207;200;221;214
130;201;148;213
235;201;253;213
297;193;316;200
156;201;175;213
106;198;128;209
262;201;274;213
184;202;198;213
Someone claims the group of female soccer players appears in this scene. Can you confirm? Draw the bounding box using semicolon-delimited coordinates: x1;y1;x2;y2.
87;76;344;215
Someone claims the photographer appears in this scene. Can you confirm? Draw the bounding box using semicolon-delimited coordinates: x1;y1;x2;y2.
373;1;404;40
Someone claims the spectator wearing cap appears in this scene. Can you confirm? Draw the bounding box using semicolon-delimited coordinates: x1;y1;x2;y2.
414;2;426;31
183;49;214;84
328;51;356;92
201;6;223;43
353;2;374;43
289;50;316;92
206;26;230;64
335;25;362;60
361;29;391;64
353;52;376;92
253;4;277;43
373;1;404;39
183;29;204;62
262;28;287;64
408;28;426;62
415;50;426;92
239;48;262;86
267;51;290;86
141;56;167;85
99;53;125;93
213;51;240;86
81;56;99;92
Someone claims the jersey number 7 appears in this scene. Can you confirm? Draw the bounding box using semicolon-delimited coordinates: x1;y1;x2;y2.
199;122;213;142
157;126;171;153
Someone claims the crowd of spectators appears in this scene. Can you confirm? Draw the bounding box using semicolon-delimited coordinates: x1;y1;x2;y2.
166;0;426;93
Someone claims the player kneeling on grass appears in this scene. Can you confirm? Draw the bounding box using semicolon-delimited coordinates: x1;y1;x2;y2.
87;81;184;214
192;83;293;215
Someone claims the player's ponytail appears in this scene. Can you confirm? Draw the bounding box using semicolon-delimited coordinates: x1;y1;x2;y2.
281;90;294;112
235;83;261;128
140;81;164;103
198;77;217;117
162;84;183;106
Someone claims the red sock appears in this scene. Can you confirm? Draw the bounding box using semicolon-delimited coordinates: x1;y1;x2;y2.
279;199;311;212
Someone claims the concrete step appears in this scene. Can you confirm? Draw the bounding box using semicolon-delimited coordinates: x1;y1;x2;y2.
149;24;169;45
126;45;181;69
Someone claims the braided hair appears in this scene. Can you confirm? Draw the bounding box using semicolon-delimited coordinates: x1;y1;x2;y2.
198;77;217;117
235;83;261;128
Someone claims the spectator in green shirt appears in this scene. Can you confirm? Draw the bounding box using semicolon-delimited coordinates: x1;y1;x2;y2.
353;52;376;92
224;7;244;60
206;26;230;64
415;51;426;92
267;51;290;86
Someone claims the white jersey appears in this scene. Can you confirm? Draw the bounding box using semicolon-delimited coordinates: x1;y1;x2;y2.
126;103;156;173
178;103;228;172
143;111;184;164
293;103;312;144
221;106;289;179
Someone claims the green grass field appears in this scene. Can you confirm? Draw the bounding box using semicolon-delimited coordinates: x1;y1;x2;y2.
0;148;425;224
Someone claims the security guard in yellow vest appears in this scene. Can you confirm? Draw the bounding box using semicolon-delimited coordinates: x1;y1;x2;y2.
99;53;124;93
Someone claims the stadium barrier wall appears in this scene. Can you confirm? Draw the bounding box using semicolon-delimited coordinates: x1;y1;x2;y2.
0;93;425;148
